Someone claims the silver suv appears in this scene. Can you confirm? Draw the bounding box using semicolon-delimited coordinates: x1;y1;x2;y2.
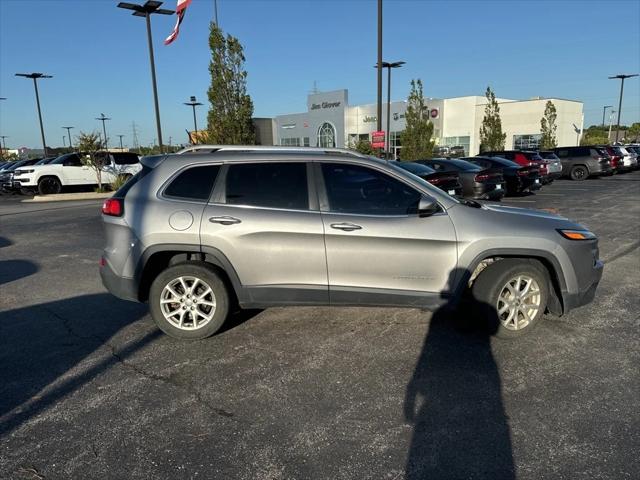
100;146;603;340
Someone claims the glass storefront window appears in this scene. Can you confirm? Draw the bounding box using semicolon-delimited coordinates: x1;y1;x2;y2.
513;134;542;150
318;123;336;148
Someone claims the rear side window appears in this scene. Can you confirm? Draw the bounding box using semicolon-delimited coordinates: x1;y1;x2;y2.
112;152;140;165
113;165;152;199
225;162;308;210
164;165;220;201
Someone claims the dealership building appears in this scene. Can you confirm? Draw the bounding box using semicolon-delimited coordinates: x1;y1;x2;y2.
265;89;584;157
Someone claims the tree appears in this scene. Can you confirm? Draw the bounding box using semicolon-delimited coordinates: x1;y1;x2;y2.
399;79;434;161
540;100;558;149
205;23;255;145
627;122;640;142
479;86;506;152
347;137;375;155
76;131;106;191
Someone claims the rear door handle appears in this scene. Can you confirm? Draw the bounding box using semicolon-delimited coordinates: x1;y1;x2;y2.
330;222;362;232
209;216;241;225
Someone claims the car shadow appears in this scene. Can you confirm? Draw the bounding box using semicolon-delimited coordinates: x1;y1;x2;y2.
0;259;39;285
0;293;155;436
0;236;12;249
404;268;515;479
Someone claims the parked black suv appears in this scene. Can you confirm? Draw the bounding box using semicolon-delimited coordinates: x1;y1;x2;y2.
552;146;612;180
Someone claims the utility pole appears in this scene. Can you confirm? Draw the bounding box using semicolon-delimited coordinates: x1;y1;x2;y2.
96;114;111;151
15;72;52;155
117;1;174;153
608;74;639;143
214;0;218;25
131;121;140;150
62;126;74;150
117;134;125;150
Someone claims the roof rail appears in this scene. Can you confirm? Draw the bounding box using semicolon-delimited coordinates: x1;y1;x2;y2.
174;144;369;158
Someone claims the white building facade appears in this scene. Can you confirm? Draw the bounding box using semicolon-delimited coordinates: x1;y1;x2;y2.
272;89;584;157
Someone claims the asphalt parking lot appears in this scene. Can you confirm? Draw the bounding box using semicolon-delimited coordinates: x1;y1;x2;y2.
1;173;639;479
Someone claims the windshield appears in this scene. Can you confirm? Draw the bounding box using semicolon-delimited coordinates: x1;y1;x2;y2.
478;156;520;168
6;160;28;171
539;152;560;160
51;153;79;165
386;161;460;204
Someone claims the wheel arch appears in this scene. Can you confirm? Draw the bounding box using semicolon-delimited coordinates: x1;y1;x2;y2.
459;249;567;316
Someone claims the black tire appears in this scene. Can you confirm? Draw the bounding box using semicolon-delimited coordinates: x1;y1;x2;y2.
149;262;230;340
471;259;549;338
569;165;588;181
38;176;62;195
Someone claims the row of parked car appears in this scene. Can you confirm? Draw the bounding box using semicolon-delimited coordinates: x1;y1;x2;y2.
0;151;142;195
393;145;640;200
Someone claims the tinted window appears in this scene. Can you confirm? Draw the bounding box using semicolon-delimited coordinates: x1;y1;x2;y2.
468;159;491;169
52;153;81;165
322;163;421;216
164;165;220;201
448;159;483;171
225;162;308;210
112;152;140;165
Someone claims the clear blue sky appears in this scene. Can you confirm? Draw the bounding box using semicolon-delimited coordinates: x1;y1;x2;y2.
1;0;639;149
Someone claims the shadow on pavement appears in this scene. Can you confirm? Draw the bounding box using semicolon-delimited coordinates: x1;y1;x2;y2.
404;268;515;479
0;259;39;285
0;293;155;436
0;236;12;249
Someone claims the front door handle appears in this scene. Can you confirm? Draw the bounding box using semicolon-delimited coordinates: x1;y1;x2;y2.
209;216;241;225
330;222;362;232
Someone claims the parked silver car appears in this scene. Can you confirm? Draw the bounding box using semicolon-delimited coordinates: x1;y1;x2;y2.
100;146;603;339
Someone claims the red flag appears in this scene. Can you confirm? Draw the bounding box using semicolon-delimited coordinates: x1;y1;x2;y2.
164;0;192;46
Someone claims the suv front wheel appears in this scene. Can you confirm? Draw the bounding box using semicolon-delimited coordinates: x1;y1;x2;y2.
471;259;549;338
149;262;229;340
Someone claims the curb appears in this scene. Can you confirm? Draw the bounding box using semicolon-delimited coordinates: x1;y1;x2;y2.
22;192;113;203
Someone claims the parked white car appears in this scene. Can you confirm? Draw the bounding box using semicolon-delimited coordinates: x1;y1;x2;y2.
616;146;638;170
12;152;141;195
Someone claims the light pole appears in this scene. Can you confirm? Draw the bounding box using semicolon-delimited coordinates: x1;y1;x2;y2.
376;0;383;137
63;136;66;148
62;126;74;150
375;61;405;158
96;114;111;151
608;74;639;143
117;1;174;153
15;72;52;155
184;96;203;144
608;110;616;141
0;135;7;161
117;134;125;150
602;105;612;127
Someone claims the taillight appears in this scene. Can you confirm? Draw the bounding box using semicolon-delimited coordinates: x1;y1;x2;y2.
475;173;490;181
428;177;443;185
516;169;529;177
102;198;123;217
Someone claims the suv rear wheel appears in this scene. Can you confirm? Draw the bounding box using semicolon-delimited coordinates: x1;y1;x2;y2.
471;259;549;338
569;165;588;181
149;262;229;340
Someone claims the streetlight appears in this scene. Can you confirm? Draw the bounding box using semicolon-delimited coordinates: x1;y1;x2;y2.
374;61;405;158
601;106;613;127
62;126;74;150
0;135;7;161
15;72;52;155
184;95;203;144
117;1;174;153
608;74;639;143
376;0;383;136
608;110;616;141
117;134;125;150
96;114;111;151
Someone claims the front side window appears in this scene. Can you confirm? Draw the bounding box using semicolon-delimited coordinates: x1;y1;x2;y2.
225;162;308;210
321;163;421;216
164;165;220;201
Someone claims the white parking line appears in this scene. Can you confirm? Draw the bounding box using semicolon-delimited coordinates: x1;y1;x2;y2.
536;193;564;196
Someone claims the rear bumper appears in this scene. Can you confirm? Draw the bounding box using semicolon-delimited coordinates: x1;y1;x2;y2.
472;183;505;199
100;258;139;302
562;260;604;312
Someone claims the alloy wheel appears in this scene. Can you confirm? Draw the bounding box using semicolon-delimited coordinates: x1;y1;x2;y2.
496;275;542;331
160;276;217;330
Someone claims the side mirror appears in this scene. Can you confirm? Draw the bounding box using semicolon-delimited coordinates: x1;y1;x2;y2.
418;195;439;217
